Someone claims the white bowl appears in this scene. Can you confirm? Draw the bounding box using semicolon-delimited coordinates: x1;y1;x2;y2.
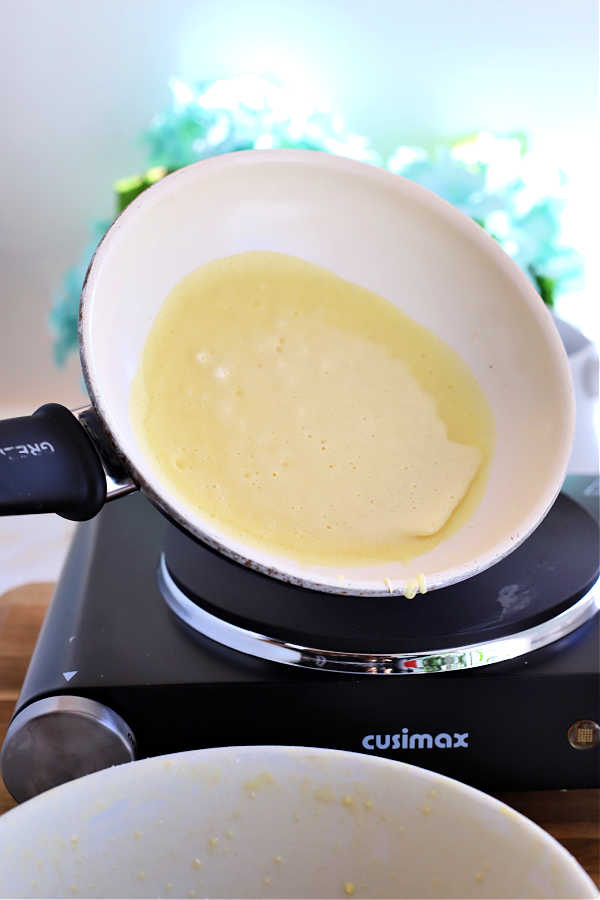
0;746;595;898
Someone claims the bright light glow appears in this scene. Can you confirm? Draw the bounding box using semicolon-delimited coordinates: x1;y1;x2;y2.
387;146;427;173
169;78;194;108
484;210;511;239
198;75;273;111
452;132;523;189
254;134;274;149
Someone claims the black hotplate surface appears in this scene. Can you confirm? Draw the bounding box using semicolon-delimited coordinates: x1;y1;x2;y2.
12;477;599;795
165;490;600;653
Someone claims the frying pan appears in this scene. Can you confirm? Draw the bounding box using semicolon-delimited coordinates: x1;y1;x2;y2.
0;150;573;595
0;746;596;898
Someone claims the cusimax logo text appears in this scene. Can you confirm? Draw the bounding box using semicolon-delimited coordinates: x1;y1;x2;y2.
362;729;469;750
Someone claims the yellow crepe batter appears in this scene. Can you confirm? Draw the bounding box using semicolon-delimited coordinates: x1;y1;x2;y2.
131;251;494;566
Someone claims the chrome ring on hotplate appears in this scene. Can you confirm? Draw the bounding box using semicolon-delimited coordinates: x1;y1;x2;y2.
158;555;599;675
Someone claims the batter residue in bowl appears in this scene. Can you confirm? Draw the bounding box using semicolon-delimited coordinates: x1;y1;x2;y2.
131;251;494;566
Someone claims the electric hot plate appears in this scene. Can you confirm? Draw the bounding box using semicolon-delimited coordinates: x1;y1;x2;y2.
2;476;599;803
161;484;598;672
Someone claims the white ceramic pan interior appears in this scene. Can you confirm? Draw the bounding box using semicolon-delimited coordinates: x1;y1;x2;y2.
0;746;596;899
80;150;573;595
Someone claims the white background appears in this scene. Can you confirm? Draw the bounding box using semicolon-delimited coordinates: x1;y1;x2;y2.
0;0;597;591
0;0;597;415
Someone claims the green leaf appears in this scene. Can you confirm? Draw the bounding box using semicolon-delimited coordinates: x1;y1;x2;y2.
114;166;175;214
529;267;556;307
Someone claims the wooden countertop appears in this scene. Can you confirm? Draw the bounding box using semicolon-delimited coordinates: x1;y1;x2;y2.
1;582;598;889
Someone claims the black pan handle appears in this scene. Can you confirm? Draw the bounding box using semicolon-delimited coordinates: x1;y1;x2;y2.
0;403;107;520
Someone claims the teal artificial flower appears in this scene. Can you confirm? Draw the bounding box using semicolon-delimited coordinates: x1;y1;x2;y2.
50;81;581;364
49;219;112;365
387;133;582;304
